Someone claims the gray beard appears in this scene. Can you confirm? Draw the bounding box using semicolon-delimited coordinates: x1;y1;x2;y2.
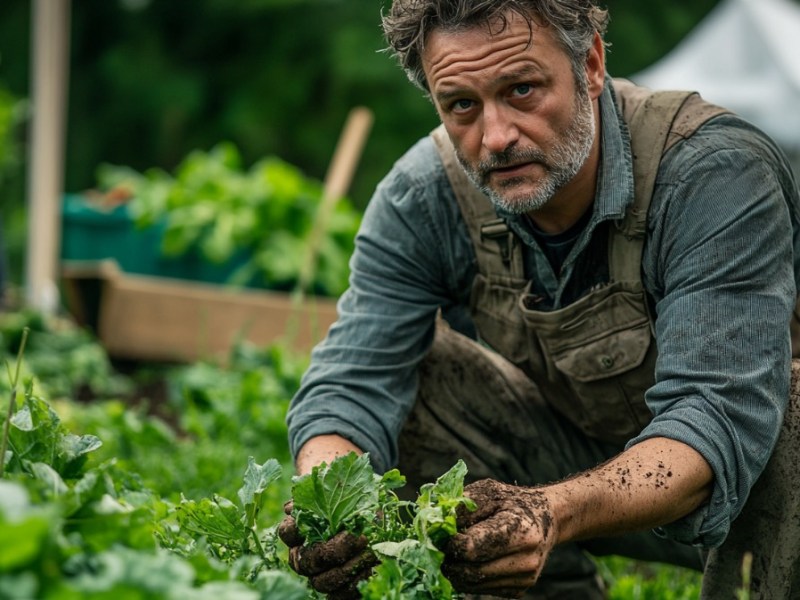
455;90;596;215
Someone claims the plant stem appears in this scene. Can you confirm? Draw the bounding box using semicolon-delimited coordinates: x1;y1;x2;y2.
249;527;268;561
736;551;753;600
0;327;30;478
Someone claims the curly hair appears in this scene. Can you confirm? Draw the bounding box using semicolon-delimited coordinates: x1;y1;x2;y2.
382;0;609;91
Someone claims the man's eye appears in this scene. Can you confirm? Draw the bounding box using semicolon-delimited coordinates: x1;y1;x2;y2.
512;84;533;96
452;99;474;112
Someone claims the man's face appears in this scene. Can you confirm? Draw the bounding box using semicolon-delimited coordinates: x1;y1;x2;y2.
423;13;603;217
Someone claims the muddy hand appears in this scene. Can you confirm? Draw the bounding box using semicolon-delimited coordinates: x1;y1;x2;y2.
278;501;379;600
442;479;558;599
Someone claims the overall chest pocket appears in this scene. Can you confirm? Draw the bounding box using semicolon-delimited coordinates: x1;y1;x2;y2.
526;285;656;444
470;273;530;366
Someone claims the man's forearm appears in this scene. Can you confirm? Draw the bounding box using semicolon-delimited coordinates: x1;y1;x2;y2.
295;434;364;475
548;436;713;544
296;435;712;546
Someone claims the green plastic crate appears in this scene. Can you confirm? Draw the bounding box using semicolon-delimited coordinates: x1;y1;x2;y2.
60;193;163;275
60;194;253;285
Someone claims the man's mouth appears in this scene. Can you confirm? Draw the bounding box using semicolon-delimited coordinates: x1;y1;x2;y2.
493;162;528;173
488;161;542;180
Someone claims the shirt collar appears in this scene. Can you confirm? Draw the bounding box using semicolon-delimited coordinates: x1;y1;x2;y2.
595;76;635;224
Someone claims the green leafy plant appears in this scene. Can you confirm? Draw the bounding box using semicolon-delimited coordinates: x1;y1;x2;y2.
291;452;475;599
0;324;26;478
362;459;475;599
362;539;455;600
0;313;306;598
0;360;300;597
0;310;716;598
413;459;474;548
172;457;282;568
1;327;104;482
292;451;409;544
95;142;361;296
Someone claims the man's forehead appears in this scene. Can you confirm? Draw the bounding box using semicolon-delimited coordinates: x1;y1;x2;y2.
422;15;559;87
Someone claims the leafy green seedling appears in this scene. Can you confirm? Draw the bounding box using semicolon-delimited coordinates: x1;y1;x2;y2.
0;324;103;482
362;460;475;599
291;451;409;544
363;539;454;600
2;384;103;479
291;453;475;599
414;459;475;548
238;456;282;531
175;456;282;567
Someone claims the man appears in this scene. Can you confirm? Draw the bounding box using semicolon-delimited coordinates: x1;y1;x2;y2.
280;1;800;598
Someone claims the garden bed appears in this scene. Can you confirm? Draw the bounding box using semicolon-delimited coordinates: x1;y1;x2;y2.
61;259;338;363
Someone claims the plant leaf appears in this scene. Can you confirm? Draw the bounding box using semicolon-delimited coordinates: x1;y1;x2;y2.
237;456;282;528
415;459;475;548
176;495;244;546
291;452;379;543
237;457;282;508
364;539;454;599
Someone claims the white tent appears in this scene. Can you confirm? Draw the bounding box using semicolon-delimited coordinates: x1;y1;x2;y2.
632;0;800;154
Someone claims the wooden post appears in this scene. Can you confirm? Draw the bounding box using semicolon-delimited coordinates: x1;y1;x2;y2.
25;0;71;313
287;106;373;347
296;106;374;296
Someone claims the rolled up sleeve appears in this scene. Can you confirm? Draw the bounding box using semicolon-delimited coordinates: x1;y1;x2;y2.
630;121;799;548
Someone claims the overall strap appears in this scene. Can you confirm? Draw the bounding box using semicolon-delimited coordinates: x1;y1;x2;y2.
609;78;731;281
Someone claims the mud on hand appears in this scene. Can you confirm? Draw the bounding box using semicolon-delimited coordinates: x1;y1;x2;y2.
278;501;379;600
442;479;557;599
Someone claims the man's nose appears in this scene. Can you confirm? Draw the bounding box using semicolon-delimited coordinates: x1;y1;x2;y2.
482;103;519;154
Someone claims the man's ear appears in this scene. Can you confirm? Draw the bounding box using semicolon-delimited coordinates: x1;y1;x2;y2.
585;31;606;100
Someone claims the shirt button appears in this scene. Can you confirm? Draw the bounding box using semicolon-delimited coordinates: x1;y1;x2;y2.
601;355;615;369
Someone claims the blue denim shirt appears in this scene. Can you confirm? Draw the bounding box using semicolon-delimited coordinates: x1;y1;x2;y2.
287;81;800;548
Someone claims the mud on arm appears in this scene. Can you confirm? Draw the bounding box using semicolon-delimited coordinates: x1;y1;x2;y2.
444;436;712;598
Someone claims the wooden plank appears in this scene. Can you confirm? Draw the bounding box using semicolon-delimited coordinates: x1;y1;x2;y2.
62;260;338;363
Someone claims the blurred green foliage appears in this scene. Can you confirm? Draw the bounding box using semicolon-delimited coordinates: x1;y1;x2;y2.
0;83;26;289
0;88;25;181
5;0;789;287
0;0;439;212
598;555;702;599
